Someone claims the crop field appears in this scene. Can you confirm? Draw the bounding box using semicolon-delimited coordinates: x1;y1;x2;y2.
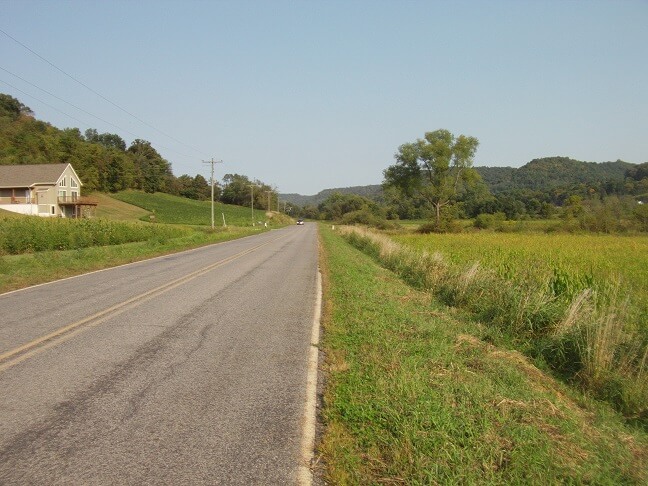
0;192;273;292
110;190;268;226
391;231;648;317
0;217;189;254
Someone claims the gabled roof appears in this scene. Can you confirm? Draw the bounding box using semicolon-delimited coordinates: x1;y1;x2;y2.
0;163;79;188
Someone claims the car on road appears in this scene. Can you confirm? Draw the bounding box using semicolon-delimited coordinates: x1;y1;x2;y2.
297;219;304;225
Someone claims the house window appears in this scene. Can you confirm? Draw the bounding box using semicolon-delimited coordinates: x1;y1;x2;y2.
58;190;66;201
51;206;55;215
70;179;78;188
59;178;66;187
71;191;78;201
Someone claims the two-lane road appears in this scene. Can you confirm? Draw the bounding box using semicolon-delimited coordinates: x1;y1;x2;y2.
0;224;320;485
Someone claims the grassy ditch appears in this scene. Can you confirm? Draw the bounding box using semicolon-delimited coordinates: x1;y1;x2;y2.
318;225;647;484
339;227;648;421
0;225;262;294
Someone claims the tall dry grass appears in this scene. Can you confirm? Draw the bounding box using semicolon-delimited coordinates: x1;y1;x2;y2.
340;226;648;418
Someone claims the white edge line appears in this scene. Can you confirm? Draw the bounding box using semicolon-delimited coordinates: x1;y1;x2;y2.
0;229;274;298
299;268;322;486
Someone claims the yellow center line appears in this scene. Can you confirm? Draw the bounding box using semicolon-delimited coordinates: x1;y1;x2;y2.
0;232;289;373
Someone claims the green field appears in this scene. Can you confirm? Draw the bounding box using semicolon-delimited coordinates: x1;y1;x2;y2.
93;192;151;220
0;192;276;293
339;225;648;419
319;225;648;484
110;190;281;226
391;231;648;316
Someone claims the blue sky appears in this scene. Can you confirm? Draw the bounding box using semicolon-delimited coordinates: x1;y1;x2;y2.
1;0;646;195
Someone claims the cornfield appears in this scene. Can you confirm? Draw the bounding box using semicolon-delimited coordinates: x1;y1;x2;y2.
0;217;189;254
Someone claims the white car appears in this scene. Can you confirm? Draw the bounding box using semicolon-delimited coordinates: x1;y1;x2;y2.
297;219;304;225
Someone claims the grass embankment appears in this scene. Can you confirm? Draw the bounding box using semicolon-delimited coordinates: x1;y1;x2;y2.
110;190;285;226
319;225;647;484
93;192;150;220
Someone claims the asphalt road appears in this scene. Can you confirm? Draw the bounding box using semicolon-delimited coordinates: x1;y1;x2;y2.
0;223;320;485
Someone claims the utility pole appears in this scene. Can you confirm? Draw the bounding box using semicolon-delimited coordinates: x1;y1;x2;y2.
202;158;223;229
248;183;260;226
265;190;272;213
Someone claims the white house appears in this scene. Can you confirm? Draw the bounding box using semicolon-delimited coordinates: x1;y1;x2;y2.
0;163;96;217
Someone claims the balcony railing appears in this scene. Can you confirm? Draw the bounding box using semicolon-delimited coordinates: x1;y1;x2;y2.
57;196;98;205
0;197;36;204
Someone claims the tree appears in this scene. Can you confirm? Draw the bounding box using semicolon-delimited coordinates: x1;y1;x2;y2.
128;139;173;193
383;129;479;230
0;93;33;120
177;173;213;200
85;129;126;151
221;173;253;206
318;192;382;220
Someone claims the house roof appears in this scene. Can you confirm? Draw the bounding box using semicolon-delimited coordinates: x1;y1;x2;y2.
0;163;78;188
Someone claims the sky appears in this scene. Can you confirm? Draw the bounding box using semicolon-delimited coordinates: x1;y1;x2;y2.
1;0;646;195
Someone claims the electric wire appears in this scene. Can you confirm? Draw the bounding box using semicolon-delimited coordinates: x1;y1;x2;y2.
0;66;196;159
0;27;210;158
0;78;92;128
0;66;141;139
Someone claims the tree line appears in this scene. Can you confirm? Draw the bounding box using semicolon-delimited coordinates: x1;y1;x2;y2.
0;93;278;210
292;129;647;233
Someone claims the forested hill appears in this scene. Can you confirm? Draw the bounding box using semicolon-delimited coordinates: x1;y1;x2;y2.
476;157;635;193
282;157;640;205
281;185;383;207
0;93;184;194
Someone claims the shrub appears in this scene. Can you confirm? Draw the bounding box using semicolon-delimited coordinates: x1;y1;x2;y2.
634;203;648;231
340;209;399;230
474;213;494;229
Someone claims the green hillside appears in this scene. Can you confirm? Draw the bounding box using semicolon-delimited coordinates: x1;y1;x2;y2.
476;157;634;193
93;193;151;221
282;158;639;205
110;190;276;226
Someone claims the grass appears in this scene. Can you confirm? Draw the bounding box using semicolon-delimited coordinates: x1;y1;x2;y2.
318;224;648;484
0;208;23;218
390;231;648;311
110;190;279;226
338;226;648;420
93;192;150;220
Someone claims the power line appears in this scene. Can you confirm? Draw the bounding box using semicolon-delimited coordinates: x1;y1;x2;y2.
0;66;195;159
0;78;91;128
0;65;140;138
0;27;210;158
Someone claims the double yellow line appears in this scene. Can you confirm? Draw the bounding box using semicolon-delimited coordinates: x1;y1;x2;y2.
0;233;288;373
